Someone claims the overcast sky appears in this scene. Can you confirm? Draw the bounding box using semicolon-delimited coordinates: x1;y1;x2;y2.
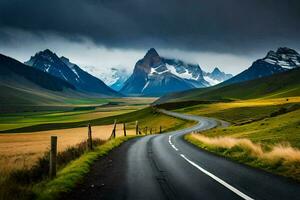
0;0;300;76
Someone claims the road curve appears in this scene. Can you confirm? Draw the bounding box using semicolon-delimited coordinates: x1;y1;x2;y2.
65;110;300;200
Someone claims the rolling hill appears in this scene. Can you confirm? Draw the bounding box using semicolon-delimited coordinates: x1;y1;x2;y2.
155;67;300;105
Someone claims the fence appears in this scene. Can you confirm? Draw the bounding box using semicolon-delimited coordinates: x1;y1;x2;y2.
49;120;163;178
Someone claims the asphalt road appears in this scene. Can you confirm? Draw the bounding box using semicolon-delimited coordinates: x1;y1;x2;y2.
65;110;300;200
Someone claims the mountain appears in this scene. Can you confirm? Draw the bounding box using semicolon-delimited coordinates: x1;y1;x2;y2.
25;49;121;97
203;67;233;85
120;48;209;96
155;67;300;105
0;53;79;112
109;68;130;91
90;67;130;91
224;47;300;85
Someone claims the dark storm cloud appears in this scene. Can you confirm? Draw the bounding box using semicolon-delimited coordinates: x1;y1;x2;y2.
0;0;300;53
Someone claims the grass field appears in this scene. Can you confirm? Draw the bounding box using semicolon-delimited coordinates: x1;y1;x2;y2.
175;97;300;124
0;97;155;132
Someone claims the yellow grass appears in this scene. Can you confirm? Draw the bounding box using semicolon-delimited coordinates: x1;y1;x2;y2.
190;134;300;163
0;124;135;174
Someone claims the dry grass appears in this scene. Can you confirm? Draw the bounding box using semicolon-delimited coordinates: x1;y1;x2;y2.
0;124;135;174
191;134;300;163
187;133;300;181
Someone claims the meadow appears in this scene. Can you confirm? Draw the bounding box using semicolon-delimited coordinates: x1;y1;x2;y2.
0;97;155;132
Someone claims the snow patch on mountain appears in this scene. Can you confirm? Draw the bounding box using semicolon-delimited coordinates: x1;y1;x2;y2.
165;63;197;80
203;76;221;86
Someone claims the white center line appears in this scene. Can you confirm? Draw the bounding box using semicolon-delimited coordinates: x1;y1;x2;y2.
168;135;178;151
180;154;254;200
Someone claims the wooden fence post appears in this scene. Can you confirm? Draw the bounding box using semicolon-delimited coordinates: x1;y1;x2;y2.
87;124;93;151
150;128;152;135
49;136;57;179
160;126;162;134
111;120;117;139
123;123;126;136
135;121;139;135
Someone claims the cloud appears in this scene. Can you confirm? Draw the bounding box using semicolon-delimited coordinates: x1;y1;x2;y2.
0;0;300;54
0;28;256;76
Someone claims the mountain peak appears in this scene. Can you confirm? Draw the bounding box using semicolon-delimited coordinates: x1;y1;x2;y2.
263;47;300;69
276;47;299;55
144;48;159;58
60;56;70;62
39;49;55;55
212;67;222;74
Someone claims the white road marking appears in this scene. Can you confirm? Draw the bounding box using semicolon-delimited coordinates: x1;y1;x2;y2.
180;154;254;200
168;135;178;151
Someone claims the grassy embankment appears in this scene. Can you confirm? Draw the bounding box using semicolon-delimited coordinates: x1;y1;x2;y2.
179;97;300;181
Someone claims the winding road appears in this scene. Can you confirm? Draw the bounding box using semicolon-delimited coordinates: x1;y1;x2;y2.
65;110;300;200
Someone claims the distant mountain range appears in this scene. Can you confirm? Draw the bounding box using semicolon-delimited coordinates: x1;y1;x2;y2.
25;49;120;97
1;46;298;109
120;48;232;96
155;67;300;105
203;67;233;85
155;47;300;104
223;47;300;85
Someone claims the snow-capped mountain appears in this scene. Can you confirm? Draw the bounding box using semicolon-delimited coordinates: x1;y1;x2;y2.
25;49;121;97
263;47;300;69
120;48;209;96
203;67;233;86
224;47;300;85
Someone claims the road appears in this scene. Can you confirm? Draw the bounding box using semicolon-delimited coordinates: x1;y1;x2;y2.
65;110;300;200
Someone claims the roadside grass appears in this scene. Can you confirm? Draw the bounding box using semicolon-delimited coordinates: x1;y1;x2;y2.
0;138;106;200
185;134;300;182
201;109;300;148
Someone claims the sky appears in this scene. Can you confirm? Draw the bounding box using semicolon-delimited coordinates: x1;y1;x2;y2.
0;0;300;78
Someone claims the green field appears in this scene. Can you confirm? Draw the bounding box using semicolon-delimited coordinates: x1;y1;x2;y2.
0;97;156;132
